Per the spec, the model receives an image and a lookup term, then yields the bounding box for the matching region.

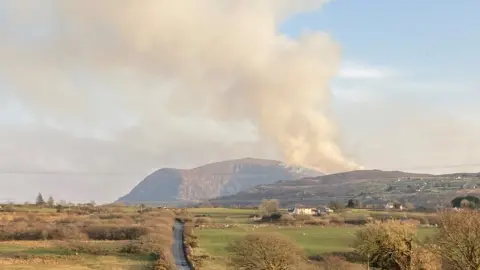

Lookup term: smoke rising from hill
[1,0,360,173]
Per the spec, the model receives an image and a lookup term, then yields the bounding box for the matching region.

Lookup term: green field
[190,207,440,258]
[189,207,260,224]
[0,241,152,269]
[197,226,438,257]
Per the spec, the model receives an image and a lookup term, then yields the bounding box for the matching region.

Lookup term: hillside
[210,170,480,208]
[117,158,322,204]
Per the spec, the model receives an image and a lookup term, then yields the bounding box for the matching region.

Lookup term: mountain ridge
[209,169,480,207]
[117,158,323,204]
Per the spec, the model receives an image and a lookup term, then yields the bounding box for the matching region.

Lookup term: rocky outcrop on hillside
[117,158,322,204]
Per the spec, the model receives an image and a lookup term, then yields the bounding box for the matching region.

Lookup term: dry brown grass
[0,205,177,269]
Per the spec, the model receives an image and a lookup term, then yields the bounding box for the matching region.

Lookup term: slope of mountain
[117,158,323,204]
[210,170,480,207]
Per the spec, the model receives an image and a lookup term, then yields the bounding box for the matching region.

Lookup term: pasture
[197,226,438,256]
[189,207,440,268]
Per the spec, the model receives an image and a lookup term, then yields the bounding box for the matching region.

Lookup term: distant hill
[283,170,434,186]
[117,158,323,204]
[209,169,480,208]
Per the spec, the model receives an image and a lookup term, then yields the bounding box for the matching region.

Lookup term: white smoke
[0,0,360,173]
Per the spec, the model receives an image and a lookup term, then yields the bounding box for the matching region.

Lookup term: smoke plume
[1,0,361,173]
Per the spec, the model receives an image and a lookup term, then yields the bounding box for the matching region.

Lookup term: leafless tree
[227,232,305,270]
[431,210,480,270]
[355,220,440,270]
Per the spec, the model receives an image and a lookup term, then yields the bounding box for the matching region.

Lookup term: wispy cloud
[337,62,395,80]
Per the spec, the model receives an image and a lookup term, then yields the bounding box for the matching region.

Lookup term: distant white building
[385,203,395,209]
[291,205,315,215]
[385,202,403,210]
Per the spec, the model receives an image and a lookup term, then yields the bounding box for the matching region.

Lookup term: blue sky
[282,0,479,111]
[283,0,479,77]
[289,0,478,122]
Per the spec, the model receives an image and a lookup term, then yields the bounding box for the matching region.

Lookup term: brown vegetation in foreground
[353,210,480,270]
[227,232,306,270]
[431,210,480,270]
[355,220,440,270]
[0,204,179,269]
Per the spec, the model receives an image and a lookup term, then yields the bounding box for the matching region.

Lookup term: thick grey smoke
[1,0,361,173]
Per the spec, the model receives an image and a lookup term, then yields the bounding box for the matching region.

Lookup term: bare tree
[355,220,439,270]
[47,196,55,207]
[323,256,351,270]
[431,210,480,270]
[259,199,279,215]
[460,199,472,208]
[226,232,305,270]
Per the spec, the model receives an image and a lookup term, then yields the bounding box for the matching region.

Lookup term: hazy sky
[0,1,479,203]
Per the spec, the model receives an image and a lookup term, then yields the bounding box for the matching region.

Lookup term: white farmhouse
[385,202,404,210]
[291,205,315,215]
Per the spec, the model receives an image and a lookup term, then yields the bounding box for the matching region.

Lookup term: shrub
[55,216,84,225]
[120,241,143,254]
[294,214,313,222]
[98,213,123,219]
[185,230,198,248]
[2,205,15,212]
[280,214,295,224]
[1,228,46,241]
[48,225,88,240]
[329,215,345,225]
[369,212,392,221]
[260,215,272,222]
[355,220,439,270]
[323,256,351,270]
[431,210,480,270]
[133,232,173,254]
[85,225,149,240]
[344,215,370,225]
[194,217,213,225]
[227,233,306,270]
[328,201,346,212]
[152,248,175,270]
[270,212,282,221]
[415,216,429,225]
[259,199,279,215]
[426,215,441,226]
[305,218,329,226]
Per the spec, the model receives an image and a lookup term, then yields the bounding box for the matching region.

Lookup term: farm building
[288,205,316,215]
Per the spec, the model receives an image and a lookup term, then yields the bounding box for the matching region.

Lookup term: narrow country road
[172,221,192,270]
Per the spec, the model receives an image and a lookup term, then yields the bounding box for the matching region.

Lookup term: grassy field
[197,226,438,257]
[0,241,153,269]
[188,207,258,224]
[189,207,440,269]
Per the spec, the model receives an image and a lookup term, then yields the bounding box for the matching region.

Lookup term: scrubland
[0,204,179,270]
[4,204,480,270]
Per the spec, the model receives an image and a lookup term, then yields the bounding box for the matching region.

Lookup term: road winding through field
[172,221,192,270]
